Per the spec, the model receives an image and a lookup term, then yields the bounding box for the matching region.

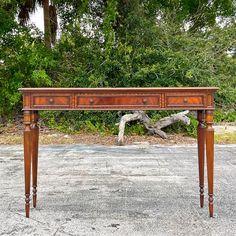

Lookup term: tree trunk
[43,0,51,48]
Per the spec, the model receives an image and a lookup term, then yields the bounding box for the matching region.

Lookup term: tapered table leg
[197,110,205,208]
[205,110,214,217]
[24,111,32,218]
[31,111,39,208]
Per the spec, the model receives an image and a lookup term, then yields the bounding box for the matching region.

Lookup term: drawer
[32,95,71,108]
[166,95,204,107]
[76,95,160,108]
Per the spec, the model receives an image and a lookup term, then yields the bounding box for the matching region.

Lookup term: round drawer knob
[49,98,54,104]
[183,98,188,103]
[89,99,94,104]
[143,98,148,104]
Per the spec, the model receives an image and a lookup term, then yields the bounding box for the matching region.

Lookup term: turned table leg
[205,110,214,217]
[31,111,39,208]
[24,111,32,218]
[197,110,205,208]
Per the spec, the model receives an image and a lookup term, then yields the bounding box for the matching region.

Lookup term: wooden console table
[19,87,218,218]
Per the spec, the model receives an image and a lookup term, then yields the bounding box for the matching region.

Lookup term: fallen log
[116,110,190,145]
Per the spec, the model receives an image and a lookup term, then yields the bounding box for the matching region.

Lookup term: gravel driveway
[0,144,235,236]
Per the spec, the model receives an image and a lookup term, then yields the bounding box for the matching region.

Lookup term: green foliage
[39,110,120,134]
[125,123,146,135]
[0,26,55,118]
[53,19,236,110]
[0,0,235,136]
[0,0,17,36]
[214,110,236,123]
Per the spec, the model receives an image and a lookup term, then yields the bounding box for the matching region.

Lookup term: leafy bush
[0,1,235,136]
[0,26,56,120]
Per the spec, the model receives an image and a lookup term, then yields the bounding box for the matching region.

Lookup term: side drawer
[76,94,161,108]
[166,94,205,107]
[31,94,71,108]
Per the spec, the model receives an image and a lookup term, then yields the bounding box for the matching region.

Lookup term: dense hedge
[0,1,235,134]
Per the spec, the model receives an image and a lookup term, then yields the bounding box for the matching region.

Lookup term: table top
[19,87,219,93]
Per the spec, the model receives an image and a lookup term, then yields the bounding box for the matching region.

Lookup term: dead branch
[116,110,190,145]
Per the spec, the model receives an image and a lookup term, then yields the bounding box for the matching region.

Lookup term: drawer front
[166,95,204,107]
[76,95,160,109]
[32,95,71,108]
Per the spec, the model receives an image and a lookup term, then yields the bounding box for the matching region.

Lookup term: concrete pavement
[0,144,235,236]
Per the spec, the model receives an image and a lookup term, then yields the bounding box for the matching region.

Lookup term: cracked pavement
[0,144,236,236]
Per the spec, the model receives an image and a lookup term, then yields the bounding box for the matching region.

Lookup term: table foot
[209,194,214,217]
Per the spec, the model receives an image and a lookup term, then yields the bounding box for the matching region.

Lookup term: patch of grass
[215,132,236,144]
[0,135,22,145]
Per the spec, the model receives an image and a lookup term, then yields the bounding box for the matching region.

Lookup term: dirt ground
[0,122,197,145]
[0,130,197,145]
[1,122,235,145]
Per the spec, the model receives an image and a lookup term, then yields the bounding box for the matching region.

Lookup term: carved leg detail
[197,110,205,208]
[205,110,214,217]
[24,111,32,218]
[209,194,214,206]
[31,111,39,208]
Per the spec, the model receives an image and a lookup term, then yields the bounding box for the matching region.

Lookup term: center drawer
[76,94,160,108]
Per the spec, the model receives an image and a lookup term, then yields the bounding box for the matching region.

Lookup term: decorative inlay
[207,94,213,106]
